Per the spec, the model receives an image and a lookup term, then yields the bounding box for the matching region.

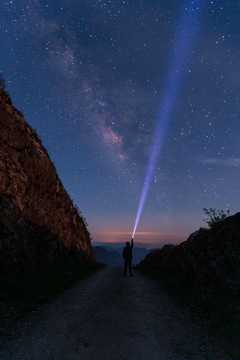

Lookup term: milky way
[1,0,240,244]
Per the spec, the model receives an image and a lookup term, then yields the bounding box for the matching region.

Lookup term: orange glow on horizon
[91,230,189,245]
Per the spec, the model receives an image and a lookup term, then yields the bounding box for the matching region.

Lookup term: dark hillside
[140,212,240,294]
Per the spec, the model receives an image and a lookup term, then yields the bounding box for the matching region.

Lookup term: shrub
[0,72,6,89]
[203,208,230,228]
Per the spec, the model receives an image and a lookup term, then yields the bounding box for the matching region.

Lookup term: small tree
[203,207,230,228]
[0,72,6,89]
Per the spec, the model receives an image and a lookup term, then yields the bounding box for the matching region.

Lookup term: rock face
[141,213,240,294]
[0,89,96,276]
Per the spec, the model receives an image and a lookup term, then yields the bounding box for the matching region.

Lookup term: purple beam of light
[132,0,204,239]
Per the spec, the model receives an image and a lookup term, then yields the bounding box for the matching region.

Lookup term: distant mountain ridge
[92,246,123,266]
[92,244,153,266]
[92,241,159,250]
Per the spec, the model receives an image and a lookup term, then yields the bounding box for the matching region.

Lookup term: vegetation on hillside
[0,72,12,105]
[203,207,230,228]
[0,72,6,89]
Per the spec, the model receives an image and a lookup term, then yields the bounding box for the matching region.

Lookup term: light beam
[132,0,204,239]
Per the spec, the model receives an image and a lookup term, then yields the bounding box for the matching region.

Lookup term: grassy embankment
[0,260,104,326]
[137,263,240,359]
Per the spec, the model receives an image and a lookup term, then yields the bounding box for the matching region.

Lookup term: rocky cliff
[0,89,96,276]
[140,213,240,294]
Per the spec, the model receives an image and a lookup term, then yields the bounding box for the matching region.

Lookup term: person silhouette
[123,238,134,276]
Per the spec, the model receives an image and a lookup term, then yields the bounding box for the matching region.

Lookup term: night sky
[1,0,240,245]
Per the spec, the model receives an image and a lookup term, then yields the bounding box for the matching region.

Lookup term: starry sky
[1,0,240,245]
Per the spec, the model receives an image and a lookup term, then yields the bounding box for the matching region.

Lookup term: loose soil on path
[0,266,233,359]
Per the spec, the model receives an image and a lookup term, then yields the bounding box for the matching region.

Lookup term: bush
[203,208,230,228]
[0,72,6,89]
[0,89,12,105]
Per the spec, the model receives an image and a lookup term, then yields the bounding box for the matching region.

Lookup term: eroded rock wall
[141,213,240,294]
[0,90,96,275]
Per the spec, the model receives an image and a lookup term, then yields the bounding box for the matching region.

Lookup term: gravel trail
[0,266,232,359]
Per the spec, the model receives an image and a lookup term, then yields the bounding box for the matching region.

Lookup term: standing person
[123,238,134,276]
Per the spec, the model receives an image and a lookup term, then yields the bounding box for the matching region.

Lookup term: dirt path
[0,267,232,360]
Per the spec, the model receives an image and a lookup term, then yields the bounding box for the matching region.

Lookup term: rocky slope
[140,212,240,294]
[0,89,96,276]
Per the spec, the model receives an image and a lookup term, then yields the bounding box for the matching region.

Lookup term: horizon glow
[132,0,204,239]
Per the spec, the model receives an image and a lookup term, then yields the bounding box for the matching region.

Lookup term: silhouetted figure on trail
[123,238,134,276]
